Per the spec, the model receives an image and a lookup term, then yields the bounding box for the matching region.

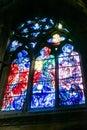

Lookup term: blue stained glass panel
[30,42,37,48]
[49,19,54,25]
[12,95,26,110]
[31,93,55,108]
[27,20,32,24]
[44,25,51,30]
[41,18,47,22]
[59,87,85,106]
[2,95,26,111]
[15,17,55,48]
[31,23,42,30]
[18,23,25,29]
[33,81,55,93]
[31,32,40,37]
[58,44,85,106]
[9,40,23,52]
[20,28,29,33]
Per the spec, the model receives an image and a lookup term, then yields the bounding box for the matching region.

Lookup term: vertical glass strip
[1,50,30,111]
[30,47,55,109]
[58,44,85,106]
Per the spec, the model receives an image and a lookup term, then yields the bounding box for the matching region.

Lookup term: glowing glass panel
[30,42,37,48]
[30,47,55,109]
[58,44,85,106]
[41,18,47,22]
[47,34,66,46]
[9,40,22,52]
[44,25,51,30]
[58,23,69,32]
[31,32,40,37]
[18,23,25,29]
[16,17,55,48]
[31,23,42,30]
[21,28,29,33]
[1,50,30,111]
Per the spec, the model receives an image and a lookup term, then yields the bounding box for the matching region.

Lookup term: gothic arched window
[1,17,85,112]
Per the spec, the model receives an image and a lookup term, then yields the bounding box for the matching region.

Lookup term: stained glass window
[1,17,85,112]
[31,47,55,109]
[58,44,85,106]
[1,50,30,111]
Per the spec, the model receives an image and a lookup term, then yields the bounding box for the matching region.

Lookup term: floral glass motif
[17,17,55,48]
[1,50,30,111]
[31,47,55,108]
[58,44,85,106]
